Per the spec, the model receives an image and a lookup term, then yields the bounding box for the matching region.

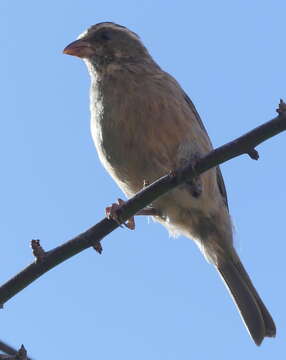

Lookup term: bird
[63,22,276,345]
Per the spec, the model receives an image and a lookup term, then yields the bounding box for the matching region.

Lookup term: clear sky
[2,1,286,359]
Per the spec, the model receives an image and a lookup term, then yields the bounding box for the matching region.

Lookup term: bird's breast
[90,90,170,196]
[89,72,212,198]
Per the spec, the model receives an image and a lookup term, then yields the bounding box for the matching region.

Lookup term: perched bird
[64,22,276,345]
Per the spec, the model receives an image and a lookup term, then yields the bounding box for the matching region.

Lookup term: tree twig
[0,101,285,307]
[0,341,19,357]
[0,343,30,360]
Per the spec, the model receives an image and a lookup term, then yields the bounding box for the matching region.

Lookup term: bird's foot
[173,153,202,198]
[136,208,162,216]
[106,199,162,230]
[186,176,202,198]
[106,198,135,230]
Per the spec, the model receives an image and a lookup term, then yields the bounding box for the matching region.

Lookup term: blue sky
[2,1,286,359]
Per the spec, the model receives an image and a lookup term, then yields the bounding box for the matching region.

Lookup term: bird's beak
[63,39,95,58]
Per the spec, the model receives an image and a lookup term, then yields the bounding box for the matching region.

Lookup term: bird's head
[63,22,151,70]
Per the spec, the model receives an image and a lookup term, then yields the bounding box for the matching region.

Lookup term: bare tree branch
[0,101,285,307]
[0,344,30,360]
[0,341,19,358]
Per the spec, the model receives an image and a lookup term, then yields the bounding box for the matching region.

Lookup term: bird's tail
[217,256,276,345]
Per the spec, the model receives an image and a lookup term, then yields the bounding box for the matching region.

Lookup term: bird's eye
[100,31,111,41]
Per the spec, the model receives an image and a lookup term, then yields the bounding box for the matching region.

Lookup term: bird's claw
[105,198,135,230]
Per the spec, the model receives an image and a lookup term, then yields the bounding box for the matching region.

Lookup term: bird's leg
[106,198,135,229]
[106,198,161,230]
[136,208,161,216]
[186,175,202,198]
[175,153,202,198]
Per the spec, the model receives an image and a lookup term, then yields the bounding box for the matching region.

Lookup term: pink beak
[63,39,95,58]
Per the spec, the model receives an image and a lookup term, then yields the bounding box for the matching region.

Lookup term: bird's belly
[91,109,219,208]
[90,111,232,264]
[91,112,221,216]
[91,115,176,198]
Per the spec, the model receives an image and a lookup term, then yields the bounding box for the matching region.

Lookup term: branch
[0,101,285,306]
[0,344,30,360]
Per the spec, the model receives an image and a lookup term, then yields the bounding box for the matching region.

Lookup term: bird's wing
[183,92,229,210]
[216,166,229,211]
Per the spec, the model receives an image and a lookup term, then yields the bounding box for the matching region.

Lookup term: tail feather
[218,259,276,345]
[234,260,276,338]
